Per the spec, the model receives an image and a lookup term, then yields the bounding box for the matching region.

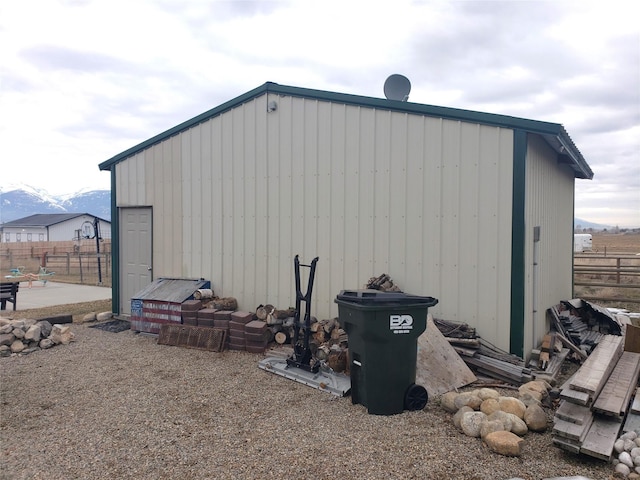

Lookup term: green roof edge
[98,81,593,179]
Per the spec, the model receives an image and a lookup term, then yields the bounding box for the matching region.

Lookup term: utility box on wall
[131,278,210,334]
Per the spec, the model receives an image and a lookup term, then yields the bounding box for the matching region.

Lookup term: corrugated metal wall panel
[479,127,514,350]
[114,93,517,350]
[524,134,575,352]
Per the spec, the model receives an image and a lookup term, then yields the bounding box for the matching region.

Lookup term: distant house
[0,214,111,243]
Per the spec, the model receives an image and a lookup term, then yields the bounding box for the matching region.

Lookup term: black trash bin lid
[336,289,438,307]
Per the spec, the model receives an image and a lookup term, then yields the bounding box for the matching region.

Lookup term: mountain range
[0,185,614,231]
[0,185,111,224]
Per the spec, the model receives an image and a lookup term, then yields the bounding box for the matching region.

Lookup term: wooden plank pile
[548,304,605,359]
[528,331,572,381]
[433,318,533,385]
[552,335,640,460]
[528,299,631,382]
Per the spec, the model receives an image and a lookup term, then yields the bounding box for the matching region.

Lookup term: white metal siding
[2,227,46,242]
[47,215,110,241]
[116,136,183,277]
[524,134,575,352]
[114,93,516,350]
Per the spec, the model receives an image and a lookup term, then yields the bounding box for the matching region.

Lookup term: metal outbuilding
[99,82,593,357]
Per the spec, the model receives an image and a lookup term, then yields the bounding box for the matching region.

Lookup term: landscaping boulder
[506,413,528,436]
[440,391,459,413]
[524,404,548,432]
[497,396,526,419]
[454,391,482,411]
[484,431,525,457]
[453,406,474,430]
[10,340,25,353]
[480,398,500,416]
[476,388,500,401]
[460,411,486,438]
[480,419,507,439]
[24,325,41,342]
[50,325,75,345]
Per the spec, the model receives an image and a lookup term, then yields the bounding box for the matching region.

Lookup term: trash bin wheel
[404,383,428,411]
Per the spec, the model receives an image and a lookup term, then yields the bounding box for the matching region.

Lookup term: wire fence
[0,240,112,287]
[574,253,640,306]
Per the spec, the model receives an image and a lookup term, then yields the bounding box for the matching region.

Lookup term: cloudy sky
[1,0,638,227]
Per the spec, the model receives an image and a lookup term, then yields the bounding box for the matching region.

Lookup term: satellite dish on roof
[384,74,411,101]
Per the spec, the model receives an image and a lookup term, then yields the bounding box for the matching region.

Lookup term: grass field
[589,231,640,255]
[574,232,640,311]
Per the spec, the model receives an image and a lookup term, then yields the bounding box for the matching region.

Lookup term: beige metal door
[119,207,152,314]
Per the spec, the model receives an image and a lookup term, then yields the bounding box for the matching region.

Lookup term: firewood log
[313,329,327,343]
[264,329,275,344]
[256,305,267,320]
[268,325,282,336]
[266,315,283,326]
[366,274,390,290]
[315,344,330,361]
[277,308,296,319]
[212,297,238,310]
[328,350,347,373]
[274,331,290,345]
[323,318,337,334]
[282,317,295,328]
[331,327,345,341]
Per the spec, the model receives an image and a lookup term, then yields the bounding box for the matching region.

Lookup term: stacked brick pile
[228,311,253,351]
[245,320,269,353]
[213,310,232,348]
[196,308,216,327]
[181,300,201,326]
[178,298,270,354]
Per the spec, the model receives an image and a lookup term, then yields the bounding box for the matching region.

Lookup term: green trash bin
[335,289,438,415]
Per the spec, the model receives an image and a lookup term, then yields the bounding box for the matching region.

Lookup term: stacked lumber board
[529,331,572,382]
[463,353,533,385]
[548,305,605,359]
[433,318,533,385]
[592,352,640,417]
[623,388,640,434]
[552,335,640,461]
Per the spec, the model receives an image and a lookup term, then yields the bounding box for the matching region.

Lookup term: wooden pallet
[158,324,227,352]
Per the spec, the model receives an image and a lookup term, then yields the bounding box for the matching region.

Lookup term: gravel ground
[0,307,615,480]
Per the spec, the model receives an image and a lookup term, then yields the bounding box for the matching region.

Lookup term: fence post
[617,257,621,285]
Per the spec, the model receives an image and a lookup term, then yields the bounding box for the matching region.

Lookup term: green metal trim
[98,82,591,178]
[510,130,527,358]
[556,130,593,179]
[109,169,119,315]
[571,187,576,299]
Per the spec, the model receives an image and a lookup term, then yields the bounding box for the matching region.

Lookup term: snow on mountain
[0,185,111,224]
